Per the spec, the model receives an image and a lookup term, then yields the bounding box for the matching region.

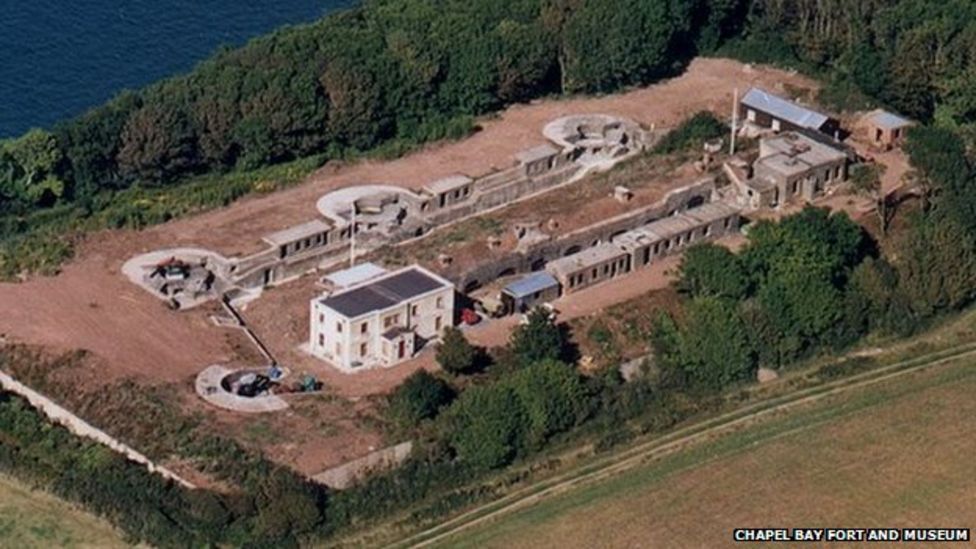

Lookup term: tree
[444,384,525,470]
[893,216,976,319]
[436,327,477,375]
[509,359,589,448]
[388,370,455,426]
[677,243,748,299]
[674,296,755,389]
[561,0,688,92]
[510,307,566,366]
[904,125,969,214]
[0,129,66,207]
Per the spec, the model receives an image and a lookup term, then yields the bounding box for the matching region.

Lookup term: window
[411,304,419,316]
[336,322,343,333]
[318,314,324,323]
[591,268,598,279]
[436,296,444,309]
[384,315,400,328]
[318,334,324,346]
[360,322,368,334]
[435,316,442,331]
[360,343,368,357]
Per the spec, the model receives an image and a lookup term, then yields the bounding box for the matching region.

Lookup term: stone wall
[449,178,716,290]
[0,369,196,489]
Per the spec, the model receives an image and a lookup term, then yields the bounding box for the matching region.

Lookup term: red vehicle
[460,308,481,325]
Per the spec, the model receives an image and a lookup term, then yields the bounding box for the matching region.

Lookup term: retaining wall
[0,369,196,489]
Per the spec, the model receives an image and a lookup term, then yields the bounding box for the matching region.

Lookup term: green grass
[437,357,976,548]
[0,475,130,549]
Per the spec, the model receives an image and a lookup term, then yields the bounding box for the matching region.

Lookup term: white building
[309,265,455,372]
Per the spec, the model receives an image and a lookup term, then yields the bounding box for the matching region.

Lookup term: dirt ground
[440,360,976,549]
[0,58,814,477]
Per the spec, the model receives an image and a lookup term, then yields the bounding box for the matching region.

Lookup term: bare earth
[441,362,976,549]
[0,58,815,475]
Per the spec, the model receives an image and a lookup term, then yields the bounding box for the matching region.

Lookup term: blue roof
[503,271,559,299]
[868,110,912,130]
[742,87,830,130]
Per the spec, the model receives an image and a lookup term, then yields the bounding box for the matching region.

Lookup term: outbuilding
[860,109,913,151]
[501,271,561,314]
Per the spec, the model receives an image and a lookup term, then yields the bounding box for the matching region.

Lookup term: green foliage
[388,370,455,426]
[509,360,590,448]
[0,129,66,209]
[656,297,755,390]
[652,111,727,154]
[677,243,748,299]
[510,307,567,366]
[893,216,976,321]
[436,327,478,375]
[444,384,526,470]
[561,0,691,93]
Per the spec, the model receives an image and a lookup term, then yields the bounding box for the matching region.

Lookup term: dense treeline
[731,0,976,132]
[0,0,745,276]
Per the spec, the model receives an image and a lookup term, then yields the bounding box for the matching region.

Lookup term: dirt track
[0,58,814,474]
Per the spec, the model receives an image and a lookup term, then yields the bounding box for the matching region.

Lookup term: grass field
[436,357,976,548]
[0,475,129,549]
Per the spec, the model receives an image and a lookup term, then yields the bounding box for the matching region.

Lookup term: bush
[653,111,727,154]
[387,370,455,426]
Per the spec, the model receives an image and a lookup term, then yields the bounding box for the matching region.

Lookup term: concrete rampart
[311,441,413,489]
[450,178,716,289]
[0,370,196,489]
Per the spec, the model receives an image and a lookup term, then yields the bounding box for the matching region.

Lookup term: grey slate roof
[742,87,830,130]
[502,271,560,299]
[321,267,449,318]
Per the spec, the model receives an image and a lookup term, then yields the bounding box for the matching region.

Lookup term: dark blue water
[0,0,355,138]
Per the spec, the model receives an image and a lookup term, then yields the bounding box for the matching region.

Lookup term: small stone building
[546,242,631,295]
[424,175,474,209]
[859,109,913,151]
[749,132,848,208]
[501,271,561,313]
[741,87,838,136]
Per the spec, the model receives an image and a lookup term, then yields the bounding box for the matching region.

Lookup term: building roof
[262,219,331,247]
[515,143,560,165]
[320,266,451,318]
[865,109,913,131]
[613,228,655,252]
[424,174,473,195]
[502,271,560,299]
[742,87,830,130]
[323,263,387,289]
[644,215,699,241]
[680,202,739,224]
[546,242,627,278]
[756,132,847,179]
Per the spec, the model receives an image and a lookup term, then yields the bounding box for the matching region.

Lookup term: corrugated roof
[742,87,830,130]
[262,219,331,246]
[867,109,912,130]
[502,271,560,299]
[321,266,450,318]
